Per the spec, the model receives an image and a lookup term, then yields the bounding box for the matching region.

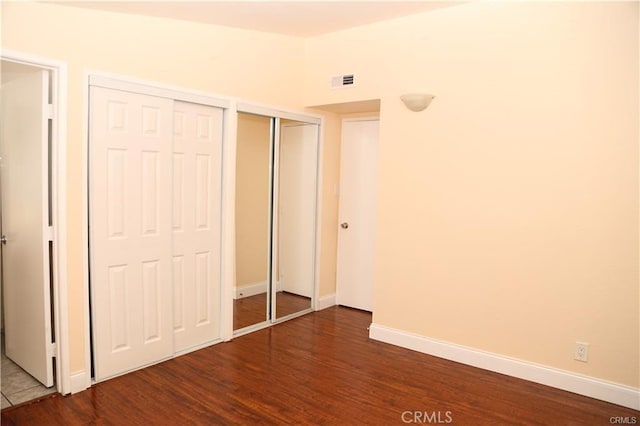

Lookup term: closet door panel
[90,87,174,381]
[172,101,223,353]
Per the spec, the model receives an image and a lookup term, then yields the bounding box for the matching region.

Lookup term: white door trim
[270,117,281,321]
[88,74,230,109]
[236,102,322,125]
[0,50,69,395]
[220,102,237,342]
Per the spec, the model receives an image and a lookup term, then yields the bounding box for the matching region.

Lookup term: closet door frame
[84,73,230,385]
[234,103,322,336]
[82,72,324,388]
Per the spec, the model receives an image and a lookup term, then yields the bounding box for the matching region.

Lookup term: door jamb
[0,50,70,394]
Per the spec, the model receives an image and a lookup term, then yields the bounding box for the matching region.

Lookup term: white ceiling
[54,1,463,37]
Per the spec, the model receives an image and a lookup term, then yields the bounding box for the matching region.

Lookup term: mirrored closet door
[234,112,271,330]
[233,111,320,333]
[273,120,318,319]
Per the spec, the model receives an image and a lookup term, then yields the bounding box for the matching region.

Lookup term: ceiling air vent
[331,74,355,89]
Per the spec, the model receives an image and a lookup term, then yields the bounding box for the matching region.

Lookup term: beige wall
[1,2,307,373]
[235,113,271,288]
[314,111,341,298]
[304,2,639,387]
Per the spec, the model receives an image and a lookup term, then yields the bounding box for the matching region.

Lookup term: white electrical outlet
[574,342,589,362]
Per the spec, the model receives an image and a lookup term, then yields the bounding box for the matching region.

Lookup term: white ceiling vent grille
[331,74,355,89]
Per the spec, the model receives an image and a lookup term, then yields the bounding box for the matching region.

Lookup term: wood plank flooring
[2,307,638,425]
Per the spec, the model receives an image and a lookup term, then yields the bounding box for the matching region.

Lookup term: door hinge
[49,342,57,358]
[47,226,54,242]
[48,103,55,119]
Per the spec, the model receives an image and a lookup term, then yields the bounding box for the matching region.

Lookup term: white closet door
[172,101,222,353]
[90,87,174,381]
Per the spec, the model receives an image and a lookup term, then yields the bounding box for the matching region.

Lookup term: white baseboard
[235,281,267,299]
[369,323,640,410]
[70,371,90,394]
[316,293,336,310]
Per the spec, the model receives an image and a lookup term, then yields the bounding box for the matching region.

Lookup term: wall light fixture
[400,93,435,112]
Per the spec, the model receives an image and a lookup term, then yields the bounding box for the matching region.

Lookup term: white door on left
[0,70,54,387]
[90,87,174,381]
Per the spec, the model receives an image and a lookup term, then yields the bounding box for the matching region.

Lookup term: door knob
[340,223,349,229]
[1,235,6,244]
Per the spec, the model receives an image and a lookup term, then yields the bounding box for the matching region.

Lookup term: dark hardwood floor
[2,307,638,425]
[234,291,311,330]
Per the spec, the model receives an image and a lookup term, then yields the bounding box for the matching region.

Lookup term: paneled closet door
[172,101,223,353]
[90,87,174,381]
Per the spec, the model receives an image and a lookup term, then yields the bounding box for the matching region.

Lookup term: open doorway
[0,60,57,408]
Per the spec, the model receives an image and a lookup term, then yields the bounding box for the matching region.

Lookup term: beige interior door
[0,70,54,386]
[90,86,174,380]
[172,101,223,353]
[336,119,379,311]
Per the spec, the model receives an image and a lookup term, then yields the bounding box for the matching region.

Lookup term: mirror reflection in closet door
[233,112,272,331]
[274,119,319,319]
